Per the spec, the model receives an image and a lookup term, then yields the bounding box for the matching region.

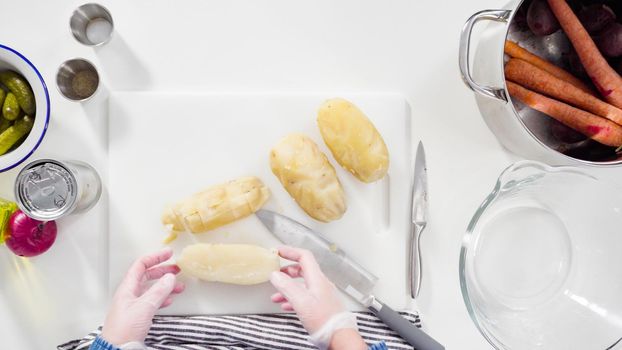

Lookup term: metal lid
[14,159,77,221]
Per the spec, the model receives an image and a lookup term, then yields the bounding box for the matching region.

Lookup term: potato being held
[270,133,346,222]
[318,98,389,183]
[177,243,280,285]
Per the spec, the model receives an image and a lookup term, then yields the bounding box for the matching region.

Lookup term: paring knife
[256,209,444,350]
[410,141,429,299]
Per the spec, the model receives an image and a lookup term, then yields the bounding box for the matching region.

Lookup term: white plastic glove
[101,247,185,346]
[270,246,359,349]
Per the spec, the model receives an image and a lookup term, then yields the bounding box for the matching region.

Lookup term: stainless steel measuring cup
[56,58,100,101]
[70,3,114,46]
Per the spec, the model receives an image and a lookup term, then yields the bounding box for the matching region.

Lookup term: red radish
[597,23,622,58]
[5,210,57,257]
[527,0,560,36]
[578,4,616,34]
[547,0,622,108]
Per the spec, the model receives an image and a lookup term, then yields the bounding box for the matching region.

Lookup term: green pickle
[0,115,33,155]
[0,89,6,108]
[0,117,12,134]
[0,71,35,116]
[3,92,20,120]
[0,198,17,244]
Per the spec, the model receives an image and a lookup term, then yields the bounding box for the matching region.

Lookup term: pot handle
[459,9,512,102]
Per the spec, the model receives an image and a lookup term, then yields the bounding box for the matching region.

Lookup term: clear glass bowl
[460,161,622,349]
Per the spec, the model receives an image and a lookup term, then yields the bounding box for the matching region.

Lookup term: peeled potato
[162,177,270,239]
[317,98,389,183]
[177,243,280,285]
[270,133,346,222]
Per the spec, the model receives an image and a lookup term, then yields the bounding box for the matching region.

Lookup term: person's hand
[269,246,345,334]
[270,246,366,350]
[269,246,365,349]
[101,247,185,346]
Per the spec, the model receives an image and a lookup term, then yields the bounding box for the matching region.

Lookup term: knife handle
[368,298,444,350]
[409,223,425,299]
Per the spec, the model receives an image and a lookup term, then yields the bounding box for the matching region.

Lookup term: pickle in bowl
[0,44,49,173]
[0,69,36,156]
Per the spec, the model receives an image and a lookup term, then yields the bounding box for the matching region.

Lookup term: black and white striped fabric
[58,311,420,350]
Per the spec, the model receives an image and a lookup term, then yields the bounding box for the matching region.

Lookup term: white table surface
[1,0,619,349]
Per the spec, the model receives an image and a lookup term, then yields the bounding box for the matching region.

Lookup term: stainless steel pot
[459,1,622,166]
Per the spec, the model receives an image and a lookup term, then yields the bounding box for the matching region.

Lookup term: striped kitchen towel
[58,311,420,350]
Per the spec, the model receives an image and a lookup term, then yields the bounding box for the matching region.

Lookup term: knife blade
[255,209,378,304]
[256,209,444,350]
[410,141,429,299]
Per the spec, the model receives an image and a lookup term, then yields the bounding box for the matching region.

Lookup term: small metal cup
[70,3,114,46]
[56,58,100,101]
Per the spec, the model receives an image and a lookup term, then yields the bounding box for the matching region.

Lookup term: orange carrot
[507,81,622,147]
[504,40,593,95]
[505,58,622,125]
[548,0,622,108]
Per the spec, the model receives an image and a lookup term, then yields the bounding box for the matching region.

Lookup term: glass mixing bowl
[460,161,622,349]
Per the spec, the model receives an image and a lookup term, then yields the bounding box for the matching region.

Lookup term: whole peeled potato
[177,243,280,285]
[270,133,346,222]
[317,98,389,183]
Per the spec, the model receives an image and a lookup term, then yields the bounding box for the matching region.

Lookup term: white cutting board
[108,92,412,315]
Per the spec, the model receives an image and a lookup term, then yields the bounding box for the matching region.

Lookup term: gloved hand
[101,247,185,346]
[270,246,361,349]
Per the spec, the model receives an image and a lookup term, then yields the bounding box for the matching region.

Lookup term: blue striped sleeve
[369,341,388,350]
[88,336,120,350]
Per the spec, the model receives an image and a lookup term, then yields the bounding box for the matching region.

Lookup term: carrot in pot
[504,40,593,94]
[547,0,622,108]
[505,58,622,125]
[507,81,622,147]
